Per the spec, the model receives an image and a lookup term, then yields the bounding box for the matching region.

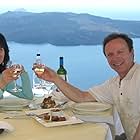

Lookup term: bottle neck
[36,53,41,64]
[36,53,40,59]
[59,57,64,67]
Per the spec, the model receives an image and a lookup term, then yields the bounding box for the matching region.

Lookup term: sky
[0,0,140,20]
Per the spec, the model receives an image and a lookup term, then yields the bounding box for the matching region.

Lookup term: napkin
[0,121,14,133]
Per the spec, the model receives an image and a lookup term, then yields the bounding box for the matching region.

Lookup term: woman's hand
[11,64,25,77]
[0,67,17,89]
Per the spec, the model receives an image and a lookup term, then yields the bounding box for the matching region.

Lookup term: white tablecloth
[0,113,110,140]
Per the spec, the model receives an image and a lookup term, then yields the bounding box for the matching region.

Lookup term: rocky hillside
[0,11,140,46]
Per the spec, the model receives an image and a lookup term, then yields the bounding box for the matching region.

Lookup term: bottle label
[59,75,66,81]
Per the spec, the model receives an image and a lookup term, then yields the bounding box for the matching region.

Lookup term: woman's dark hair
[0,33,10,73]
[103,33,133,56]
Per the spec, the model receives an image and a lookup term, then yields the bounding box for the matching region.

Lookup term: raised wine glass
[10,64,23,93]
[34,64,45,76]
[33,64,55,95]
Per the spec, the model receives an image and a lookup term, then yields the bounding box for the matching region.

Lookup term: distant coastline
[8,37,140,47]
[1,11,140,46]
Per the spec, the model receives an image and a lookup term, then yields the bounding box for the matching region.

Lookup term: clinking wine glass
[11,64,23,92]
[34,64,45,75]
[33,63,45,91]
[33,64,55,95]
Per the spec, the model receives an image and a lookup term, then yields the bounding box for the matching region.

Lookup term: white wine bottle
[57,56,67,81]
[33,53,41,88]
[34,53,41,65]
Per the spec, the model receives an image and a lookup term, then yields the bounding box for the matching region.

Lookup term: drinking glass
[33,63,45,88]
[33,64,55,95]
[10,64,23,92]
[34,64,45,76]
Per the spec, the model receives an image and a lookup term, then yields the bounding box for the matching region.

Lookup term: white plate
[0,98,30,110]
[26,109,83,127]
[74,114,114,125]
[71,102,113,125]
[71,102,112,112]
[34,116,83,127]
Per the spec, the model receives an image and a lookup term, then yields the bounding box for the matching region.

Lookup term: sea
[8,38,140,90]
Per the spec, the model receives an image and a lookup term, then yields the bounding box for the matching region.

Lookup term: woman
[0,33,33,100]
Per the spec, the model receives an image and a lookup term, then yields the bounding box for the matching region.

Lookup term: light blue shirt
[0,71,33,100]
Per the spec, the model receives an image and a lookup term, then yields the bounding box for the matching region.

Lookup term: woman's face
[105,38,134,79]
[0,47,5,64]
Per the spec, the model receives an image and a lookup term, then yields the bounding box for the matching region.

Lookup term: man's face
[104,38,134,78]
[0,47,5,64]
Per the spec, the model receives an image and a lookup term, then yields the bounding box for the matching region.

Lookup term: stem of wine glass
[46,82,55,95]
[14,80,17,89]
[13,80,22,92]
[11,80,22,92]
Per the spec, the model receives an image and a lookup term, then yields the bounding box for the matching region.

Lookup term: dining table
[0,100,112,140]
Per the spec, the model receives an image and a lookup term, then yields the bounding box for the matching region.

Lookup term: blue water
[8,38,140,90]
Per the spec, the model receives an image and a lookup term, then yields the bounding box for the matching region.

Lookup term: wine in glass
[34,64,45,75]
[33,64,45,88]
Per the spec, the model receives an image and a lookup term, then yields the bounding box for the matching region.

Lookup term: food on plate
[38,109,66,122]
[51,116,66,121]
[38,113,50,120]
[41,96,56,109]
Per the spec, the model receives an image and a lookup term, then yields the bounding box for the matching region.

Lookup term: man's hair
[103,33,133,56]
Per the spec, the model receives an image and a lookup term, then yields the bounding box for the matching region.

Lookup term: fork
[4,112,38,119]
[55,101,68,108]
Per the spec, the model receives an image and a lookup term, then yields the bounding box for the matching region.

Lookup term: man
[33,33,140,140]
[133,122,140,140]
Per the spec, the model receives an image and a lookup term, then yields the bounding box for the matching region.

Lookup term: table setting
[0,90,124,140]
